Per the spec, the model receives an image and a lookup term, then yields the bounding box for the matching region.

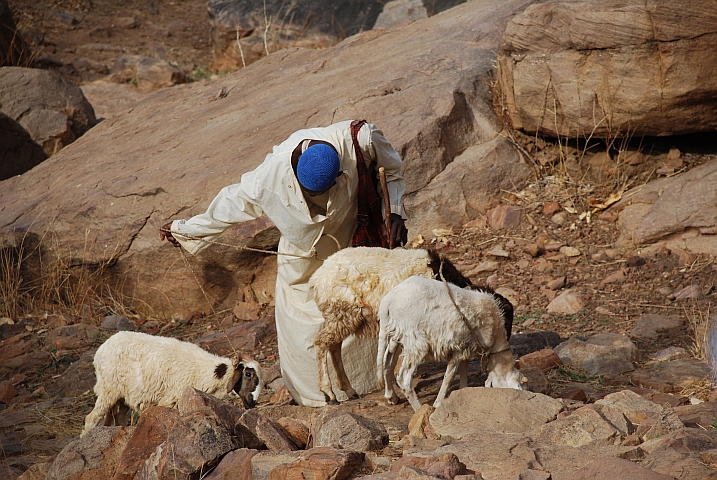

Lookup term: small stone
[546,276,566,290]
[559,388,587,402]
[673,285,702,300]
[486,249,510,258]
[114,16,138,28]
[547,289,583,314]
[625,256,646,267]
[599,269,627,288]
[101,314,135,331]
[650,347,687,362]
[542,201,561,216]
[523,243,545,258]
[544,242,564,252]
[486,205,524,230]
[551,212,567,226]
[559,246,580,257]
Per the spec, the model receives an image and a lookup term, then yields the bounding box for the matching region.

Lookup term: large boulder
[0,112,48,180]
[0,67,97,156]
[373,0,467,29]
[208,0,385,70]
[497,0,717,138]
[0,0,535,315]
[613,158,717,256]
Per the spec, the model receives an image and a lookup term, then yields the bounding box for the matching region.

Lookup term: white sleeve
[171,181,264,255]
[362,123,407,219]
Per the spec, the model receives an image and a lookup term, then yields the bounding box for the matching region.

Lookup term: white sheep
[81,331,266,436]
[377,276,524,411]
[309,246,473,404]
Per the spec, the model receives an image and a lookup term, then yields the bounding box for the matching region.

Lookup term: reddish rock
[113,406,181,480]
[518,349,563,372]
[193,316,276,355]
[232,301,261,321]
[203,448,257,480]
[255,415,298,451]
[0,332,39,362]
[391,452,469,477]
[487,205,524,230]
[572,456,675,479]
[542,202,561,216]
[408,405,435,439]
[44,324,100,352]
[0,379,17,403]
[559,388,587,403]
[276,417,310,449]
[270,447,364,480]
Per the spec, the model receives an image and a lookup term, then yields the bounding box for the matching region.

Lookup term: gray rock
[0,67,96,156]
[554,335,636,376]
[109,55,186,92]
[311,406,388,451]
[509,331,563,358]
[530,406,623,448]
[595,390,663,426]
[640,428,717,479]
[207,0,385,69]
[101,314,135,331]
[429,388,563,439]
[47,348,97,397]
[630,314,684,341]
[46,426,133,480]
[374,0,428,29]
[629,359,712,393]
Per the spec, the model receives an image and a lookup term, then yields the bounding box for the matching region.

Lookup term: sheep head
[485,368,526,390]
[229,355,267,408]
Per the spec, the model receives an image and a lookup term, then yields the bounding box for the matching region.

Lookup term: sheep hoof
[346,393,359,401]
[328,399,340,405]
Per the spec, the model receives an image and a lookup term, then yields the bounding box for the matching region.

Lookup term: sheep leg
[82,392,120,436]
[382,339,401,406]
[459,359,468,389]
[106,399,130,427]
[328,342,358,400]
[316,342,337,404]
[396,358,422,412]
[433,357,460,409]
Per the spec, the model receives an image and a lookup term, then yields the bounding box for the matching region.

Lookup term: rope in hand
[438,260,510,373]
[159,227,318,259]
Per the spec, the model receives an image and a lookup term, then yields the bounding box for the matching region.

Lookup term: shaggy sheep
[309,246,473,404]
[81,331,266,436]
[377,276,524,411]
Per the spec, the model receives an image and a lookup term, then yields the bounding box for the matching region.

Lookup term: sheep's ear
[214,363,229,380]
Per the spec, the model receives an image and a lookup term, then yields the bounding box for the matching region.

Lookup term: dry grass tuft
[33,393,94,438]
[678,378,713,403]
[0,228,136,323]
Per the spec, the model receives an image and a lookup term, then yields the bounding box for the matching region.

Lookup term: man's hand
[389,213,408,248]
[160,222,181,248]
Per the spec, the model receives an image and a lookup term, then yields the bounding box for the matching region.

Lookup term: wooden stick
[378,167,393,249]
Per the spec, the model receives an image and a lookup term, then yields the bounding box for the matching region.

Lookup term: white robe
[170,120,406,406]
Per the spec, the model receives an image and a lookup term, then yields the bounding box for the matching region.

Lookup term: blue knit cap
[297,144,340,192]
